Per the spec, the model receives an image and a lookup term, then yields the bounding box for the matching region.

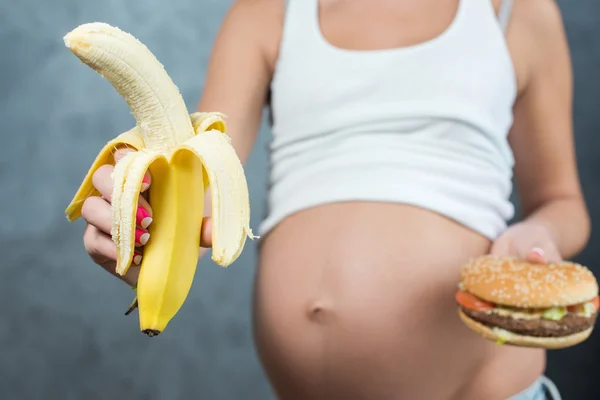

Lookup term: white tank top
[258,0,517,240]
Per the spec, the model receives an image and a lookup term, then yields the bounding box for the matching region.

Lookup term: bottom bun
[458,308,594,349]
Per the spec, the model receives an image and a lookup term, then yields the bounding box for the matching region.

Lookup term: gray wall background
[0,0,598,399]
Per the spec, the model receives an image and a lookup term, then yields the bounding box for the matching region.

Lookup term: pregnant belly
[253,202,545,400]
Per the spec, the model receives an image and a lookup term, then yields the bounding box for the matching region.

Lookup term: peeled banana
[63,22,257,336]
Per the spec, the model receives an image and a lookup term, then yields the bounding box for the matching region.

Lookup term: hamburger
[455,255,599,349]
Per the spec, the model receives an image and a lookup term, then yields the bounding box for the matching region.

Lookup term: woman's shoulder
[510,0,566,34]
[501,0,569,94]
[222,0,286,34]
[218,0,285,73]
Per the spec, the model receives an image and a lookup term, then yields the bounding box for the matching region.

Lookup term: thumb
[113,145,152,193]
[524,246,563,264]
[524,247,547,264]
[200,216,213,248]
[113,145,137,163]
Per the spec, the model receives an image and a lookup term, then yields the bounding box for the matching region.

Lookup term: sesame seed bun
[458,308,594,349]
[460,255,598,308]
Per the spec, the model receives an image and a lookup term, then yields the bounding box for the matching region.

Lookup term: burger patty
[462,308,598,337]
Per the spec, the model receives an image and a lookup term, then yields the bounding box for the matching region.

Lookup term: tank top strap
[283,0,318,24]
[459,0,513,36]
[497,0,514,32]
[277,0,323,56]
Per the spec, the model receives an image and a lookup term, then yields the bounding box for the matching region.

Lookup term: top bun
[460,255,598,308]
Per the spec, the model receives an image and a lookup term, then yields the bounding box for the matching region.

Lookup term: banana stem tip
[124,297,138,315]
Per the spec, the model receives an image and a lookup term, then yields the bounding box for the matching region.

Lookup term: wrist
[517,197,591,259]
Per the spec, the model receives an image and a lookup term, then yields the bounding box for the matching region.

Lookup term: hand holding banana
[63,22,257,336]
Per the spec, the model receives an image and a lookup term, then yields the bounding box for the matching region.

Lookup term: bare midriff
[253,202,546,400]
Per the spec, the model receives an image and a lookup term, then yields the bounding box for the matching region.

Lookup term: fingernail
[136,205,153,228]
[531,247,545,257]
[141,175,150,192]
[135,228,150,245]
[133,251,143,265]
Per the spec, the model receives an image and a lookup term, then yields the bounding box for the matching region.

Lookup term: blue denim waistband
[508,375,562,400]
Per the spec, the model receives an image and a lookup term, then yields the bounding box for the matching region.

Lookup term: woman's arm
[196,0,283,162]
[194,0,284,249]
[507,0,590,259]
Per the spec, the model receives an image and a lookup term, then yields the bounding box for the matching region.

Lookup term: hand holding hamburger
[455,254,599,349]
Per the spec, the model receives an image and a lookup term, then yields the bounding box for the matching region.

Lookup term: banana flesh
[63,22,257,335]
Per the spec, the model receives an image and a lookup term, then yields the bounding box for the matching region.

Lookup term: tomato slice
[566,296,600,312]
[455,290,495,311]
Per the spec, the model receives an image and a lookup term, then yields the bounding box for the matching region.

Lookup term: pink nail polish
[141,175,150,192]
[135,228,150,245]
[133,252,143,265]
[531,247,544,257]
[136,206,153,229]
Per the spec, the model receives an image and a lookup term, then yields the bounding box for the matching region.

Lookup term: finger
[113,144,136,164]
[524,247,547,264]
[489,236,512,256]
[118,250,143,287]
[81,196,112,234]
[83,224,117,261]
[81,198,151,248]
[113,146,152,192]
[133,249,144,266]
[113,146,136,163]
[102,250,141,288]
[548,250,563,264]
[81,193,153,239]
[92,165,117,201]
[134,196,152,218]
[200,216,213,248]
[91,165,153,213]
[536,246,562,264]
[83,224,143,287]
[136,203,153,227]
[119,264,141,288]
[135,226,150,247]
